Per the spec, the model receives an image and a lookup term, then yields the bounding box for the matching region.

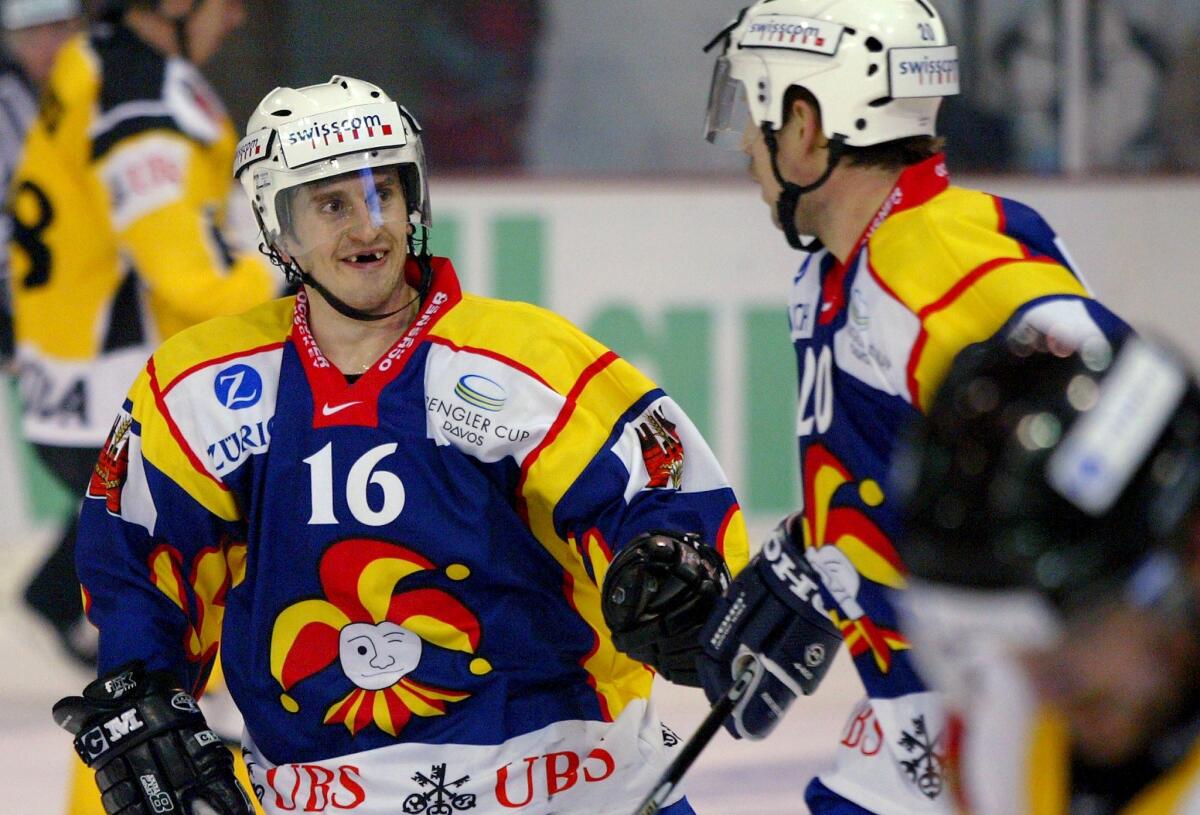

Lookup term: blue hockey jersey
[788,155,1129,813]
[76,256,749,815]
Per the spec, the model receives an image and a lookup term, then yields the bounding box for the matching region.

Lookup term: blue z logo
[214,364,263,410]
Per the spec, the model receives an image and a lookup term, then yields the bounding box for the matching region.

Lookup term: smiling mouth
[341,248,390,268]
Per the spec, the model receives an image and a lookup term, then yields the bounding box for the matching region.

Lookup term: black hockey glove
[52,662,255,815]
[601,531,731,686]
[698,515,843,740]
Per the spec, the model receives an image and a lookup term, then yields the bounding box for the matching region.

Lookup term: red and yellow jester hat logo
[270,538,491,737]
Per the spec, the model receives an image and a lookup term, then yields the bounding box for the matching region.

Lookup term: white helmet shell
[234,75,429,252]
[705,0,960,148]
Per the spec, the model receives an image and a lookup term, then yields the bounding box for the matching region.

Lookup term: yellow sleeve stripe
[141,357,240,521]
[906,257,1088,411]
[515,351,658,720]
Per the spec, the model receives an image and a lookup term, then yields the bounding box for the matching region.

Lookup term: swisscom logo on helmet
[214,364,263,410]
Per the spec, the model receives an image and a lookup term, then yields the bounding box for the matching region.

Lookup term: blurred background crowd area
[35,0,1200,177]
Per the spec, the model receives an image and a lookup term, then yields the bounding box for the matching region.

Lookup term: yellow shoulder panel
[867,188,1088,411]
[868,187,1026,315]
[150,296,294,391]
[432,293,615,397]
[129,298,292,521]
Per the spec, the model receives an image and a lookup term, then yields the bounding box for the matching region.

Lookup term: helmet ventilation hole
[371,91,381,98]
[865,37,884,53]
[868,97,892,108]
[868,64,879,77]
[271,109,292,117]
[856,118,867,131]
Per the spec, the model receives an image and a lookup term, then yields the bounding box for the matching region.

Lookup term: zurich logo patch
[454,374,506,412]
[214,364,263,410]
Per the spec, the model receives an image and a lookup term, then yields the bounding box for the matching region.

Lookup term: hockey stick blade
[632,661,759,815]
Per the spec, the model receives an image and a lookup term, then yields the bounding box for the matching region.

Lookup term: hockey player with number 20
[51,75,748,815]
[697,1,1129,813]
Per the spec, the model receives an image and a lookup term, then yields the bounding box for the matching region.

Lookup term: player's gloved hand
[601,531,731,686]
[698,515,843,739]
[52,661,255,815]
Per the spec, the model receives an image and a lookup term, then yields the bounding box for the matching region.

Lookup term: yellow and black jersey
[7,24,273,447]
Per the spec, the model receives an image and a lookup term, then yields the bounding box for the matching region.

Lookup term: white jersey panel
[820,692,953,815]
[833,256,921,401]
[159,347,283,479]
[613,394,732,503]
[242,698,687,815]
[422,342,563,465]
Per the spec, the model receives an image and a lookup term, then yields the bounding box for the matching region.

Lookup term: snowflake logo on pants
[403,763,476,814]
[898,715,943,799]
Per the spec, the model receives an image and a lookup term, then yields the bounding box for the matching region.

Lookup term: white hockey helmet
[234,76,429,257]
[705,0,960,149]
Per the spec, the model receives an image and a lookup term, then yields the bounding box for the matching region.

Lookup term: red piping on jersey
[160,341,286,397]
[515,350,619,501]
[820,154,951,326]
[426,335,553,390]
[147,357,228,490]
[561,570,615,722]
[990,195,1036,260]
[716,502,741,558]
[905,254,1059,407]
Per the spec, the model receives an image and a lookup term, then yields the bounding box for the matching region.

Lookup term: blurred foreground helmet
[894,330,1200,611]
[892,329,1200,704]
[703,0,960,149]
[1,0,80,30]
[233,75,429,261]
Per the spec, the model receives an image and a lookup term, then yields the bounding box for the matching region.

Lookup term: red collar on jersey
[818,153,951,325]
[291,256,463,428]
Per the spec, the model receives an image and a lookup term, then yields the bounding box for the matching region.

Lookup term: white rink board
[1,175,1198,813]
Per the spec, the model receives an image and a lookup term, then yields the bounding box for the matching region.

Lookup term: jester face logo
[338,622,422,690]
[271,539,490,737]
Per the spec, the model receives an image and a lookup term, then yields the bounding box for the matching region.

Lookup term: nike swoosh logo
[322,401,362,416]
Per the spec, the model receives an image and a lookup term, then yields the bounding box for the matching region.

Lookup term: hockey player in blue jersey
[695,1,1129,813]
[50,76,749,815]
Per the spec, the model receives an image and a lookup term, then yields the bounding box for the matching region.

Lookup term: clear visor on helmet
[273,163,415,260]
[704,57,754,150]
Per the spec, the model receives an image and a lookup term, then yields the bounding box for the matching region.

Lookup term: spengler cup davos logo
[454,374,507,412]
[214,364,263,410]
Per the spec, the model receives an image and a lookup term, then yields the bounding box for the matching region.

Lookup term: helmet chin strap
[760,123,846,253]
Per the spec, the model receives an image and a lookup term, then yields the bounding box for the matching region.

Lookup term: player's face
[181,0,246,66]
[1023,602,1200,766]
[741,117,783,230]
[284,167,413,315]
[741,112,825,237]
